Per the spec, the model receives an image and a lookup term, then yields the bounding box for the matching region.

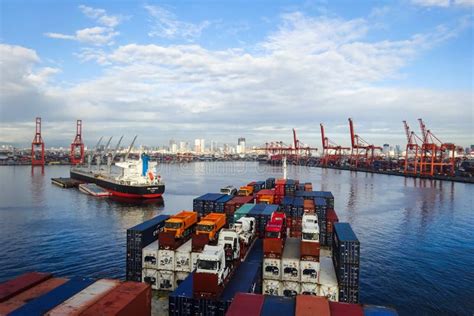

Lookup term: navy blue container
[265,177,275,189]
[254,181,266,192]
[193,298,219,316]
[169,273,194,316]
[292,197,304,218]
[9,277,96,316]
[338,285,360,303]
[215,195,233,213]
[363,305,399,316]
[248,204,266,235]
[284,179,296,196]
[246,238,263,263]
[193,193,227,216]
[334,261,360,288]
[313,191,334,208]
[333,223,360,265]
[261,296,295,316]
[126,214,169,281]
[281,196,294,217]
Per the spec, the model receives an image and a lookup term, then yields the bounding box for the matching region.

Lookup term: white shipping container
[318,256,339,302]
[142,240,159,269]
[262,279,282,296]
[191,252,200,271]
[300,282,318,296]
[282,281,300,298]
[300,260,320,283]
[174,240,192,272]
[142,268,159,290]
[47,279,120,315]
[158,249,175,271]
[263,257,281,280]
[157,270,175,291]
[175,271,190,288]
[281,238,301,282]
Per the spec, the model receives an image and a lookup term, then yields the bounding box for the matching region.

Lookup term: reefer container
[46,279,120,315]
[262,279,282,296]
[261,295,295,316]
[263,257,281,280]
[157,270,175,291]
[362,304,399,316]
[281,238,301,282]
[158,249,175,271]
[0,278,68,315]
[175,272,190,288]
[9,277,96,316]
[300,282,318,296]
[333,222,360,265]
[226,293,264,316]
[126,214,169,282]
[300,259,320,283]
[329,301,364,316]
[318,257,339,302]
[142,240,159,269]
[282,281,300,297]
[169,273,194,316]
[81,282,151,316]
[295,295,330,316]
[0,272,52,303]
[142,268,159,290]
[175,240,192,272]
[234,203,255,222]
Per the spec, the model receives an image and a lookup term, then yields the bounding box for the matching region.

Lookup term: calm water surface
[0,162,472,316]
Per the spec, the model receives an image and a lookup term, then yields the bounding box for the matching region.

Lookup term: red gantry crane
[31,117,45,166]
[348,118,382,169]
[259,129,317,163]
[403,120,423,175]
[70,120,85,165]
[320,123,350,167]
[417,118,456,176]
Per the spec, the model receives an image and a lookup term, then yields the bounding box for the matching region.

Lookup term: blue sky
[0,0,473,147]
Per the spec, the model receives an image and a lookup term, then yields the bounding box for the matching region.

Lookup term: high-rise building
[382,144,390,155]
[200,139,205,153]
[237,137,246,154]
[179,141,187,152]
[194,139,201,153]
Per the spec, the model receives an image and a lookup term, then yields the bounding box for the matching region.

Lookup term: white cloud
[79,5,122,27]
[412,0,474,7]
[144,5,210,40]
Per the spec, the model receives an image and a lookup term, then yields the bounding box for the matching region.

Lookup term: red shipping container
[329,301,364,316]
[80,282,151,316]
[295,295,330,316]
[227,293,264,316]
[326,209,339,233]
[0,272,52,303]
[300,241,320,261]
[303,200,315,213]
[263,238,284,259]
[0,278,68,315]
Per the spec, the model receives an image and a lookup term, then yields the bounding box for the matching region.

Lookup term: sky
[0,0,473,148]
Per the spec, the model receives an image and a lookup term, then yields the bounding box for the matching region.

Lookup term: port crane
[320,123,350,167]
[31,117,45,166]
[348,118,382,169]
[258,129,317,163]
[403,121,423,175]
[70,120,84,165]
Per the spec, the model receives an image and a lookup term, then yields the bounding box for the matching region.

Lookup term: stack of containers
[318,256,339,301]
[174,240,193,288]
[246,204,266,235]
[326,208,339,248]
[274,179,286,204]
[261,204,279,238]
[126,215,169,282]
[281,238,301,297]
[214,194,234,214]
[262,238,283,296]
[304,182,312,191]
[332,223,360,303]
[290,197,304,238]
[141,240,159,290]
[234,203,255,223]
[284,179,297,196]
[265,177,275,189]
[252,180,266,192]
[314,198,328,245]
[299,239,320,297]
[224,196,254,226]
[192,193,226,217]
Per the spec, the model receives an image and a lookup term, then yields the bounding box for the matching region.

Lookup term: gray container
[281,238,301,282]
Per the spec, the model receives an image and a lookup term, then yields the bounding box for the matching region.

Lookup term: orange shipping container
[295,295,330,316]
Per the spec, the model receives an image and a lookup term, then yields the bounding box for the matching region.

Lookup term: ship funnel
[141,153,149,176]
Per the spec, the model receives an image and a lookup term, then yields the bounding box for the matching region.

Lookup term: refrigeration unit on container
[300,260,320,283]
[142,240,159,270]
[191,252,200,271]
[174,240,192,272]
[262,279,282,296]
[281,238,301,282]
[260,295,296,316]
[318,256,339,302]
[282,281,300,297]
[157,249,175,271]
[300,282,318,296]
[142,268,159,290]
[174,272,190,289]
[263,257,281,280]
[157,270,175,291]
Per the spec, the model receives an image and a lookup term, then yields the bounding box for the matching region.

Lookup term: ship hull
[70,170,165,199]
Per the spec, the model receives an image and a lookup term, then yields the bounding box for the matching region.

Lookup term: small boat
[79,183,111,197]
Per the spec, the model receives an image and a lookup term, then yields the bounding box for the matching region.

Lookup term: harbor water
[0,162,472,315]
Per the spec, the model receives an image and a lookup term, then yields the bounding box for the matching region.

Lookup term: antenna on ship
[283,155,288,180]
[125,135,138,161]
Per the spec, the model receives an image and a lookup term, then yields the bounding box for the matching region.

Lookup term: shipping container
[0,278,68,315]
[142,268,159,290]
[175,272,190,289]
[326,209,339,248]
[158,249,175,271]
[261,295,295,316]
[262,279,282,296]
[282,281,300,297]
[318,256,339,302]
[226,293,264,316]
[300,282,318,296]
[300,241,320,261]
[9,277,96,316]
[0,272,52,303]
[300,260,320,283]
[157,270,175,291]
[338,285,360,303]
[192,297,219,316]
[127,215,169,282]
[142,240,159,270]
[169,273,194,316]
[329,301,364,316]
[81,282,151,316]
[295,295,330,316]
[245,238,263,264]
[265,177,275,189]
[193,193,227,216]
[282,238,301,282]
[191,252,200,271]
[263,257,281,280]
[333,223,360,265]
[334,263,360,288]
[175,240,193,272]
[224,196,254,226]
[46,279,120,315]
[215,194,234,213]
[234,203,255,222]
[362,304,399,316]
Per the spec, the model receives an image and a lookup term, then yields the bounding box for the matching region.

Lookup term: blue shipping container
[363,305,399,316]
[246,239,263,263]
[261,296,295,316]
[169,273,194,316]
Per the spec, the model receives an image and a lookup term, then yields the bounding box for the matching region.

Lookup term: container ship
[70,154,165,198]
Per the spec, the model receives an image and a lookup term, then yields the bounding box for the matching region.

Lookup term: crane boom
[111,136,124,161]
[403,121,411,143]
[125,135,138,161]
